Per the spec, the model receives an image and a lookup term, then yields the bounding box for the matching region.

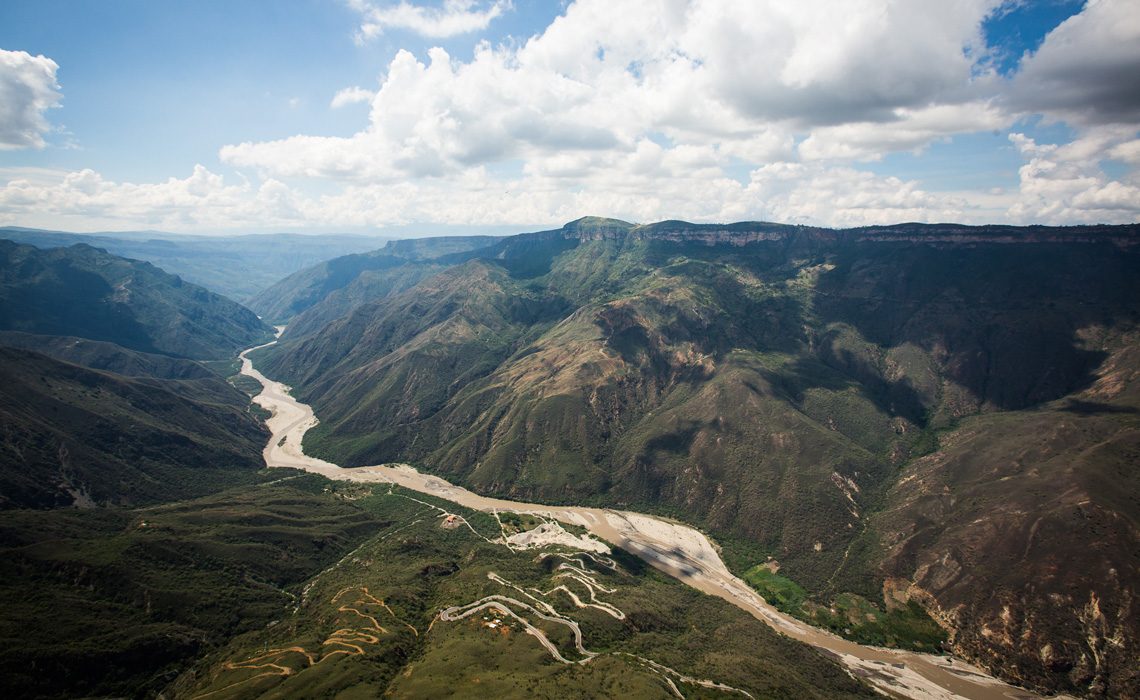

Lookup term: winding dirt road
[239,339,1048,700]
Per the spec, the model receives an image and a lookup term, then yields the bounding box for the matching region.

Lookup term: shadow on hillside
[1060,399,1138,415]
[809,242,1140,413]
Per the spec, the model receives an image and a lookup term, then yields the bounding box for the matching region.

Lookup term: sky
[0,0,1137,234]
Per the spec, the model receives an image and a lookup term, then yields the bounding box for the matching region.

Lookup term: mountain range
[254,217,1140,697]
[0,240,272,359]
[1,218,1137,698]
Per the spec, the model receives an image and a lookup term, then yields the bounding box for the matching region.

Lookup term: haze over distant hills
[0,240,272,359]
[255,217,1140,697]
[0,241,275,509]
[0,226,393,302]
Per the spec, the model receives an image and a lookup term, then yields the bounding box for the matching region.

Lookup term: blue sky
[0,0,1137,233]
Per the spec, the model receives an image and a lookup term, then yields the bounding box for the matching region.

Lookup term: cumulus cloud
[0,49,63,150]
[330,86,376,108]
[798,102,1011,161]
[350,0,509,41]
[5,0,1138,231]
[1009,0,1140,124]
[223,0,1017,184]
[0,165,307,230]
[1007,130,1140,224]
[0,157,998,233]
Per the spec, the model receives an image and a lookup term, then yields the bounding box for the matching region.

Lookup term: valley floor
[240,340,1054,700]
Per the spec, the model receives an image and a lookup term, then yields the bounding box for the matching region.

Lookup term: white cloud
[798,102,1010,161]
[222,0,1017,185]
[0,157,999,233]
[1009,0,1140,125]
[0,165,308,230]
[1007,131,1140,224]
[350,0,510,41]
[1108,139,1140,165]
[0,49,63,150]
[331,86,376,108]
[4,0,1138,231]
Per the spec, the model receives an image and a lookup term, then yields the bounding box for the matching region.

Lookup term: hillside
[865,333,1140,696]
[256,218,1140,697]
[0,227,392,302]
[0,478,874,699]
[246,234,502,323]
[0,346,269,508]
[0,240,273,359]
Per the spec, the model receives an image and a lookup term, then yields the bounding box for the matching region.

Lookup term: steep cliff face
[257,219,1140,696]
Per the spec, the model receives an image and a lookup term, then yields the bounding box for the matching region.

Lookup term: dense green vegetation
[0,240,273,359]
[255,218,1140,697]
[743,567,946,651]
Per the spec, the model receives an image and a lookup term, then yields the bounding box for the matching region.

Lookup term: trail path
[239,339,1049,700]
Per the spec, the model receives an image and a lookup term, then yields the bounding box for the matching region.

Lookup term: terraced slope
[169,483,875,700]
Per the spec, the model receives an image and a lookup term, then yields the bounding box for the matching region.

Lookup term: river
[239,338,1049,700]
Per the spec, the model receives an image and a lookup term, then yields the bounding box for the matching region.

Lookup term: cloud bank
[3,0,1138,231]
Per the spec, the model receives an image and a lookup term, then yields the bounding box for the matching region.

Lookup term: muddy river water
[239,339,1050,700]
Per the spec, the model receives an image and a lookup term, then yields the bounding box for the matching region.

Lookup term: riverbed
[239,339,1048,700]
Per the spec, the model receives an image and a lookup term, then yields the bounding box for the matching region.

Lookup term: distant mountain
[0,345,268,509]
[0,240,273,359]
[246,234,503,323]
[254,217,1140,697]
[0,226,392,302]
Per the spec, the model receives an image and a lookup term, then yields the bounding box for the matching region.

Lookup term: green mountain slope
[0,331,219,379]
[0,346,268,508]
[246,234,502,323]
[0,240,273,359]
[0,478,873,700]
[257,218,1140,697]
[0,476,388,699]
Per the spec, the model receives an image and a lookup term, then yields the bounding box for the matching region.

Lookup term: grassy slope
[0,476,388,699]
[0,346,269,508]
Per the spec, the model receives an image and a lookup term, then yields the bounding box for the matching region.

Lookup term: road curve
[239,339,1050,700]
